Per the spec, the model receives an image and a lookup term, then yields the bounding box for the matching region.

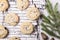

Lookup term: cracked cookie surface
[0,0,9,11]
[5,13,19,26]
[0,25,8,38]
[26,5,40,20]
[20,22,34,34]
[16,0,29,10]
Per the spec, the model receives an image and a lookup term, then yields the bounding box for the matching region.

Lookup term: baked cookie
[9,36,20,40]
[5,13,19,26]
[0,0,9,11]
[20,22,34,34]
[16,0,29,10]
[26,5,40,20]
[0,25,8,38]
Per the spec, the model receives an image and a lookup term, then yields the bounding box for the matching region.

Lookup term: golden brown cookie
[0,25,8,38]
[0,0,9,11]
[16,0,29,10]
[20,22,34,34]
[26,5,40,20]
[9,36,20,40]
[5,13,19,26]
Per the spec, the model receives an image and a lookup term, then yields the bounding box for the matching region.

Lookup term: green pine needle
[41,0,60,39]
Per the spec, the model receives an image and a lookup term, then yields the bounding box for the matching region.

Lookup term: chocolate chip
[4,27,7,30]
[15,38,18,39]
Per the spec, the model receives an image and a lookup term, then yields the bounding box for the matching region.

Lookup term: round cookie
[0,25,8,38]
[20,22,34,34]
[16,0,29,10]
[5,13,19,26]
[0,0,9,11]
[9,36,20,40]
[26,5,40,20]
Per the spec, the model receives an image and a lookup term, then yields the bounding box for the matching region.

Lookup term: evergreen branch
[45,0,54,16]
[54,3,58,13]
[42,28,60,38]
[41,23,60,34]
[41,0,60,39]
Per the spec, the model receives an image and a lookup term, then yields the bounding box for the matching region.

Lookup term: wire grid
[0,0,45,40]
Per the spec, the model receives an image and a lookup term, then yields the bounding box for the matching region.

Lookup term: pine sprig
[41,0,60,39]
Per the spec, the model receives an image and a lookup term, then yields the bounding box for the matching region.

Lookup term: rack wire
[0,0,45,40]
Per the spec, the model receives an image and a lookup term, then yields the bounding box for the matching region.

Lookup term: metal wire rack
[0,0,45,40]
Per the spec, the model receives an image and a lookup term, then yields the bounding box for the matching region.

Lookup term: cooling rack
[0,0,45,40]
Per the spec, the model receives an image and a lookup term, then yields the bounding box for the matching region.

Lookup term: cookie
[5,13,19,26]
[0,25,8,38]
[9,36,20,40]
[0,0,9,11]
[26,5,40,20]
[16,0,29,10]
[20,22,34,34]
